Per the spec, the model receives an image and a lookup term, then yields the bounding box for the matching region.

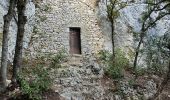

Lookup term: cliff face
[0,0,16,61]
[97,0,170,65]
[118,3,170,66]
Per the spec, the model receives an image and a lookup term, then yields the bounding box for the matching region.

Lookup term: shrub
[19,64,52,100]
[128,79,135,87]
[98,49,129,79]
[51,50,67,68]
[18,50,66,100]
[135,68,145,76]
[98,50,112,62]
[144,35,170,75]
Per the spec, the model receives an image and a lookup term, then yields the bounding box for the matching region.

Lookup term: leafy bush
[144,34,170,75]
[18,50,66,100]
[19,64,52,100]
[51,50,67,68]
[128,79,135,86]
[135,68,145,76]
[98,49,129,79]
[98,50,112,62]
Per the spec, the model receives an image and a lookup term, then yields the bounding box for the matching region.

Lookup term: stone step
[57,85,104,100]
[61,62,83,67]
[55,75,101,80]
[60,55,84,67]
[54,76,101,87]
[56,85,103,93]
[68,54,83,58]
[55,66,102,78]
[67,54,83,61]
[55,79,101,86]
[54,83,102,92]
[55,68,87,77]
[55,71,102,78]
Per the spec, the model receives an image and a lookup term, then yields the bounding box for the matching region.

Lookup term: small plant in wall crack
[43,4,52,12]
[39,15,47,22]
[33,26,39,34]
[51,49,67,68]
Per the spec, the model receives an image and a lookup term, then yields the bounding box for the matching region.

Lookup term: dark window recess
[69,27,81,54]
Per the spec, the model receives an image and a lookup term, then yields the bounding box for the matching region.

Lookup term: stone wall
[26,0,104,57]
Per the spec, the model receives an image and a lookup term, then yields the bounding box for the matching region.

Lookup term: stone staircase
[52,55,105,100]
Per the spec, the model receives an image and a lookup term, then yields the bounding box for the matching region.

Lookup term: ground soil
[0,89,62,100]
[155,75,170,100]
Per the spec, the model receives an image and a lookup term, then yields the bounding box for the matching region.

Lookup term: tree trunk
[111,20,115,61]
[0,0,16,92]
[133,32,144,71]
[12,0,27,83]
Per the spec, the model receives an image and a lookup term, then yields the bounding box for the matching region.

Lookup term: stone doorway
[69,27,81,54]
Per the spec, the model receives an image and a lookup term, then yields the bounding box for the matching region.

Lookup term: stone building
[26,0,105,57]
[23,1,114,99]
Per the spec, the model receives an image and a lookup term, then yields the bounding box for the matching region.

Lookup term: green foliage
[19,64,52,100]
[145,0,153,4]
[106,0,127,22]
[43,4,52,12]
[150,60,165,74]
[135,68,145,76]
[107,5,119,21]
[51,50,67,68]
[99,49,129,79]
[144,34,170,75]
[0,32,2,38]
[132,0,170,70]
[39,15,47,22]
[98,50,112,62]
[18,50,67,100]
[141,12,149,23]
[33,26,39,34]
[34,1,52,12]
[132,31,140,41]
[107,66,123,79]
[128,79,135,87]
